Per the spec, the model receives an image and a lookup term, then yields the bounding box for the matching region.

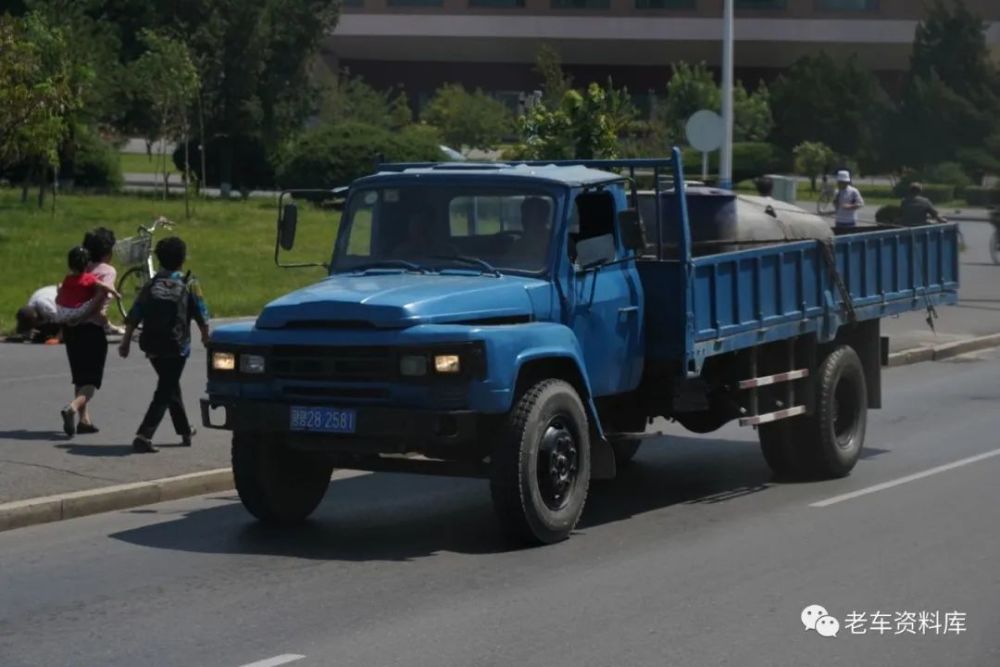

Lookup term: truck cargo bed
[639,223,960,373]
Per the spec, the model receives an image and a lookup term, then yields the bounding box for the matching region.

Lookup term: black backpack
[138,273,191,356]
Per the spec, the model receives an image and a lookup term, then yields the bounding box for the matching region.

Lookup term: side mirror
[278,203,298,251]
[618,209,647,254]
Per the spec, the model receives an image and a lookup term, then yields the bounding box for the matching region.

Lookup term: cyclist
[899,182,946,227]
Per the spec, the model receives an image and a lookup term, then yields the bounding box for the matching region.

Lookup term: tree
[163,0,340,196]
[888,0,1000,174]
[655,62,772,144]
[322,71,412,130]
[659,62,719,142]
[516,81,636,160]
[0,12,80,206]
[534,44,572,107]
[733,81,773,143]
[421,84,512,153]
[130,30,200,208]
[770,53,890,169]
[793,141,835,191]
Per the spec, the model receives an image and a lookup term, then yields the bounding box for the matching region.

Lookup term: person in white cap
[834,170,864,228]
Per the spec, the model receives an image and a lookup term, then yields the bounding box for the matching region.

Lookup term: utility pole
[720,0,734,190]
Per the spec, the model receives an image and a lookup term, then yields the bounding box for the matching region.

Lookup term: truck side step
[739,405,807,427]
[737,369,809,389]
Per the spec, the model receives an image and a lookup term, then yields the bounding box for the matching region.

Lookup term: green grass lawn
[0,189,337,333]
[118,152,171,175]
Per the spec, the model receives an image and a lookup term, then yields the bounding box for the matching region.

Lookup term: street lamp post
[720,0,734,190]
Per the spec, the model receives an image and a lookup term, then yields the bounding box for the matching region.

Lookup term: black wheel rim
[536,416,579,512]
[832,376,860,449]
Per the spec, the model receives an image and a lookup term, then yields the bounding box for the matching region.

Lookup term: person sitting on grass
[118,237,209,454]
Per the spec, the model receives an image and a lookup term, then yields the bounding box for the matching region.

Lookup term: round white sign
[685,110,724,153]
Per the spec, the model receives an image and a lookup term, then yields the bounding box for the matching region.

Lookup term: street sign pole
[720,0,734,190]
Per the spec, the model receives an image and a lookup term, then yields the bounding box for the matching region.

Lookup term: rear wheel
[115,266,147,321]
[490,380,591,545]
[758,346,867,480]
[232,432,333,524]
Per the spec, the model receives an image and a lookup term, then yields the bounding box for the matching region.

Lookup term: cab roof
[354,162,626,188]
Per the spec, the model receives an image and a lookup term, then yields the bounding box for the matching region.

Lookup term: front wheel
[490,380,591,545]
[115,266,147,321]
[232,432,334,524]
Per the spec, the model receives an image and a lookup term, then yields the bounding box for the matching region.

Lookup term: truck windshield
[331,186,555,275]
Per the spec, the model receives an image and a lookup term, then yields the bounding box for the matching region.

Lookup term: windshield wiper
[347,260,429,274]
[430,255,502,277]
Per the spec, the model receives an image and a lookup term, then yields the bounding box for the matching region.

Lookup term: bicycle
[816,176,836,216]
[113,216,175,319]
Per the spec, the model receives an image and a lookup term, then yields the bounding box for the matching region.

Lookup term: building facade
[326,0,1000,110]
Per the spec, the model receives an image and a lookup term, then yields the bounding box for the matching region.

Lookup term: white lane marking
[238,654,306,667]
[811,447,1000,508]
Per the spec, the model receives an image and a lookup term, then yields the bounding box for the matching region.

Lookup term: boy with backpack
[118,237,210,453]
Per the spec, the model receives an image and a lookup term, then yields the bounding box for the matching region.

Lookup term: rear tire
[232,432,333,524]
[115,266,146,321]
[490,380,591,545]
[759,345,867,480]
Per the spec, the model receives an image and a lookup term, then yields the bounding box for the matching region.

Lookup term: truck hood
[255,272,543,329]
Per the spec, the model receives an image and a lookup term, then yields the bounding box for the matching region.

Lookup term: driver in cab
[505,197,551,267]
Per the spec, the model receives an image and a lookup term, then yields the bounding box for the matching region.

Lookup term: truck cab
[203,162,648,544]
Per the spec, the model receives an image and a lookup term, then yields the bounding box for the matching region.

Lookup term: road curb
[0,468,233,533]
[887,333,1000,367]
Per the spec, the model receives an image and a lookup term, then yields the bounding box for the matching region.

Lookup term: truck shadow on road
[110,435,784,562]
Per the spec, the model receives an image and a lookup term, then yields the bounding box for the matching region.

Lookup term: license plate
[289,406,357,434]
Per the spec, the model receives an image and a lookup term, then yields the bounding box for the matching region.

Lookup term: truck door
[567,190,644,396]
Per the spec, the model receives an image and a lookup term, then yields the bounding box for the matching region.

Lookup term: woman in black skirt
[60,228,117,437]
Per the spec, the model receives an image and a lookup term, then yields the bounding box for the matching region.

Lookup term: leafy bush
[963,186,1000,206]
[921,162,972,190]
[875,205,902,224]
[421,83,511,152]
[681,143,790,184]
[275,121,442,189]
[172,135,275,192]
[63,127,123,190]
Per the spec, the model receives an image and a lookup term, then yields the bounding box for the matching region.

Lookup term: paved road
[1,349,998,667]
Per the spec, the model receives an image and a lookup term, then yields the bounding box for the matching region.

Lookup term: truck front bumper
[200,397,480,452]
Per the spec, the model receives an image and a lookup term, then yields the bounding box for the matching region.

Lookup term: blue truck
[201,149,959,545]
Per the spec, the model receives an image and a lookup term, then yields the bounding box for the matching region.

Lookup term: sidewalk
[1,222,998,511]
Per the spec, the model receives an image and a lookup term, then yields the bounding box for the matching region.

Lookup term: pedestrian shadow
[0,429,66,441]
[110,434,781,563]
[55,443,134,457]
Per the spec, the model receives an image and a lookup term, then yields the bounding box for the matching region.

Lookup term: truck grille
[270,346,394,382]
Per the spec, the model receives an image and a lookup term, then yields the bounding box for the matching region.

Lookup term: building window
[816,0,877,9]
[387,0,443,6]
[635,0,695,8]
[551,0,611,9]
[735,0,787,8]
[471,0,525,5]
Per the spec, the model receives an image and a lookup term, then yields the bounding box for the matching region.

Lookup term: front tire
[490,380,591,545]
[232,432,333,524]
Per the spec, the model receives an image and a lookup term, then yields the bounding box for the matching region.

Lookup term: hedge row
[963,186,1000,207]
